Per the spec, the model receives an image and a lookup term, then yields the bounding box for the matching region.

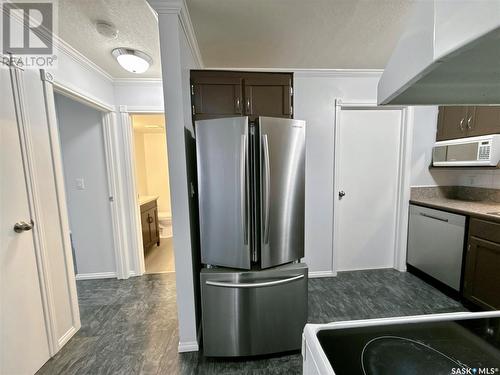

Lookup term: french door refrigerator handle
[240,134,248,245]
[205,274,304,288]
[262,134,271,244]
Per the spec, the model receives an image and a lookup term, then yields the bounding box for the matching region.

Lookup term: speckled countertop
[410,186,500,223]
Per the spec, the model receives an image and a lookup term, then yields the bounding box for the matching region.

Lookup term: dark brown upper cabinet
[467,106,500,137]
[191,75,243,120]
[190,70,293,123]
[436,106,470,141]
[436,106,500,141]
[243,74,292,121]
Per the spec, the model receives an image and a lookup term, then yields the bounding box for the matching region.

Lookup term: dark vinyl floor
[37,269,466,375]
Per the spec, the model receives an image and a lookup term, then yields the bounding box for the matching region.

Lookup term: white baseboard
[58,325,78,348]
[309,270,337,278]
[336,266,394,272]
[75,271,117,280]
[178,340,199,353]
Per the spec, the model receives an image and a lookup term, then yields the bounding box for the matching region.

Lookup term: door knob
[13,221,33,233]
[338,190,346,199]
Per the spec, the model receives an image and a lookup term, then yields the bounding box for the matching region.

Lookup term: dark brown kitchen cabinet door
[191,76,243,121]
[467,106,500,137]
[436,106,469,141]
[243,74,292,120]
[463,236,500,310]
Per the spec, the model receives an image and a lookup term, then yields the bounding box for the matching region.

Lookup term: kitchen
[303,1,500,373]
[2,1,500,374]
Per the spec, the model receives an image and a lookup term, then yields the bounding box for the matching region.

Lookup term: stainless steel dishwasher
[407,204,466,291]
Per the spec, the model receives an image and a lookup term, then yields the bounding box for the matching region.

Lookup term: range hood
[378,1,500,105]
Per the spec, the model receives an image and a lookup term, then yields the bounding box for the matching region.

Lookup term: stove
[303,312,500,375]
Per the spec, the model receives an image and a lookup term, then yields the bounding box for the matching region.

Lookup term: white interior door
[335,107,403,272]
[1,67,50,374]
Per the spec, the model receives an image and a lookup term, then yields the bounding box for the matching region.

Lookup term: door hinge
[192,105,196,116]
[467,243,471,252]
[290,86,293,96]
[290,105,293,116]
[191,84,195,96]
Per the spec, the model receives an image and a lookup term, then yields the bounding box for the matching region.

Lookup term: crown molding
[113,77,163,85]
[203,67,383,77]
[147,0,204,68]
[147,0,184,14]
[293,69,383,78]
[53,34,114,82]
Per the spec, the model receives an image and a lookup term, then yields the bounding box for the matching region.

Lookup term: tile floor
[144,238,175,274]
[37,269,466,375]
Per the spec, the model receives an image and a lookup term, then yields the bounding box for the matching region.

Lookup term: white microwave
[432,135,500,167]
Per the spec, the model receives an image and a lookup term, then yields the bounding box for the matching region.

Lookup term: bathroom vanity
[139,196,160,252]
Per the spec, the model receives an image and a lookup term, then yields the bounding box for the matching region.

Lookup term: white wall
[153,8,201,352]
[133,132,148,196]
[144,133,172,215]
[49,43,115,107]
[410,106,500,188]
[55,94,116,275]
[294,71,382,275]
[133,130,172,215]
[114,80,164,110]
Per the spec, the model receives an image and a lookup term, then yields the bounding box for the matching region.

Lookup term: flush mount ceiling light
[112,48,152,74]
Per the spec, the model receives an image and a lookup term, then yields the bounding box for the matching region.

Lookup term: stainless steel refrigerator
[195,116,308,357]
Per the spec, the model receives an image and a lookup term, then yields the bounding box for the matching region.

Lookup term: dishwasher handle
[420,212,449,223]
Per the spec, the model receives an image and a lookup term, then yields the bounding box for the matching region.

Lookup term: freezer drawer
[407,204,466,291]
[200,263,308,357]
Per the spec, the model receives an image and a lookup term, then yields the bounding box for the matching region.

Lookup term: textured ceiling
[186,0,415,69]
[57,0,161,79]
[56,0,414,79]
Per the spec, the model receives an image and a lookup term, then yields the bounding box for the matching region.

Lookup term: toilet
[158,212,172,238]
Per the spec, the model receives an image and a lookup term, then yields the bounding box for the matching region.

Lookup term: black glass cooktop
[317,316,500,375]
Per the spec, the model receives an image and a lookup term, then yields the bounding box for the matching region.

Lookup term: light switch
[76,178,85,190]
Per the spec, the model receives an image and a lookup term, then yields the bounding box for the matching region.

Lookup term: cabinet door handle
[458,118,465,131]
[235,97,241,112]
[246,98,251,114]
[467,116,473,130]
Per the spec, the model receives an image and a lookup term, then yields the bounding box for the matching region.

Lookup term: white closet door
[335,108,403,271]
[1,66,50,374]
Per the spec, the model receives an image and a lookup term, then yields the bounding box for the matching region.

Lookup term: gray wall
[55,94,116,276]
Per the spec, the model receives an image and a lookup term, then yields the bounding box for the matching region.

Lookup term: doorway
[54,93,117,279]
[333,103,409,273]
[131,114,175,274]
